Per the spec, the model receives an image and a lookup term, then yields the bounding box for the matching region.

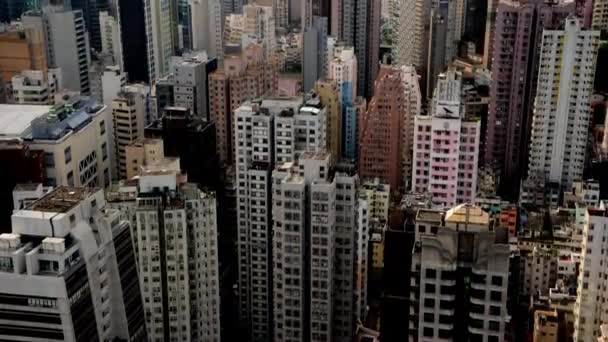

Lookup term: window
[67,171,74,186]
[424,298,435,308]
[491,276,502,286]
[44,152,55,167]
[425,284,436,293]
[489,321,500,331]
[426,269,436,279]
[64,146,72,163]
[489,306,501,316]
[100,120,106,135]
[490,291,502,302]
[423,327,433,337]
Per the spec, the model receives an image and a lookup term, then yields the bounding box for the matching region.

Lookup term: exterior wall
[28,106,112,189]
[0,27,48,83]
[486,0,574,187]
[112,93,145,179]
[315,80,342,161]
[527,18,600,189]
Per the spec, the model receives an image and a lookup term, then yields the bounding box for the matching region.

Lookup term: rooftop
[416,209,443,222]
[27,187,96,213]
[445,204,490,226]
[0,105,52,139]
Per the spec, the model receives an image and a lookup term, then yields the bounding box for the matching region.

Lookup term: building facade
[2,187,147,341]
[526,18,600,190]
[412,70,480,208]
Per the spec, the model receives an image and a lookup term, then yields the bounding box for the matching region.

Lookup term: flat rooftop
[27,187,95,213]
[0,105,51,139]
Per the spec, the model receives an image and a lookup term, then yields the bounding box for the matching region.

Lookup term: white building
[148,0,175,78]
[2,187,147,341]
[10,69,62,105]
[0,95,112,188]
[527,17,600,190]
[410,204,510,341]
[235,97,302,341]
[574,204,608,342]
[109,161,221,341]
[101,65,127,106]
[99,11,123,69]
[412,70,480,208]
[189,0,223,60]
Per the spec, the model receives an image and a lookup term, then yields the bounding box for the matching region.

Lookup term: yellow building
[315,79,341,161]
[0,27,48,83]
[360,178,390,223]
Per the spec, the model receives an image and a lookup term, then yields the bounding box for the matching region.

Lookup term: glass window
[64,146,72,164]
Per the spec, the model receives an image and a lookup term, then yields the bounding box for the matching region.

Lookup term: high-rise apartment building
[0,95,112,188]
[0,24,48,83]
[272,152,369,342]
[303,16,328,92]
[112,91,145,179]
[526,17,600,191]
[486,0,574,196]
[329,44,358,160]
[409,204,510,341]
[99,11,123,68]
[2,186,147,341]
[185,0,223,59]
[208,44,279,164]
[22,9,91,94]
[392,0,425,68]
[315,79,342,161]
[107,163,220,342]
[573,204,608,342]
[412,70,480,208]
[69,0,110,52]
[339,0,380,98]
[117,0,155,83]
[359,64,421,191]
[235,97,299,341]
[162,51,217,119]
[10,68,62,105]
[592,0,608,32]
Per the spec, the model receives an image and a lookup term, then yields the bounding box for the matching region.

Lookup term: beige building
[124,138,165,180]
[315,79,342,162]
[534,309,558,342]
[0,26,48,83]
[112,91,145,179]
[0,94,112,188]
[208,44,279,164]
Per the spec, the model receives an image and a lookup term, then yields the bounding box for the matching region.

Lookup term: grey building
[303,16,328,92]
[23,8,91,94]
[156,51,218,120]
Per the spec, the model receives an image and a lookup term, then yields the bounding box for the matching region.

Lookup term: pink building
[412,70,480,208]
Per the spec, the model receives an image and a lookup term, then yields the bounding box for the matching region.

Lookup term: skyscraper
[315,79,342,161]
[359,64,421,191]
[592,0,608,32]
[179,0,223,59]
[573,204,608,342]
[329,44,358,160]
[336,0,380,98]
[2,186,147,341]
[69,0,110,52]
[526,17,600,191]
[99,10,123,68]
[412,70,480,208]
[272,152,369,342]
[112,91,145,179]
[409,204,510,341]
[117,0,154,83]
[485,0,574,196]
[23,8,91,94]
[108,163,221,341]
[303,16,328,92]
